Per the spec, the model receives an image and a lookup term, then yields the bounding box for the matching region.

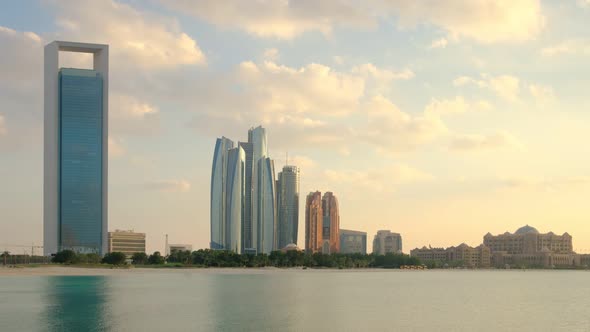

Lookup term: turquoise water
[1,269,590,331]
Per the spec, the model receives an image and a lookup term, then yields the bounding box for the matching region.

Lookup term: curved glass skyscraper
[210,126,278,254]
[258,157,277,253]
[210,137,234,250]
[248,126,267,252]
[225,147,245,253]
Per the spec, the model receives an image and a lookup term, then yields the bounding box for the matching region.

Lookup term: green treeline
[48,249,422,269]
[164,249,422,269]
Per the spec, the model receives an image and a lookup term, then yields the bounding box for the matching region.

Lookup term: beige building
[411,244,490,268]
[108,230,146,257]
[373,230,402,255]
[484,225,578,268]
[340,229,367,254]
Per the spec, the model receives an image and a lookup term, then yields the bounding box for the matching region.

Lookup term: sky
[1,0,590,255]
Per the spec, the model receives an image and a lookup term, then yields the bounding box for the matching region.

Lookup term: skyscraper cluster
[210,126,299,254]
[305,191,340,254]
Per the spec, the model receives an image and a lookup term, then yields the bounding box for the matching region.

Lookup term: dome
[515,225,539,235]
[283,243,300,251]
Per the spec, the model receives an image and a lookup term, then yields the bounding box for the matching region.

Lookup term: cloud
[454,74,520,102]
[53,0,206,68]
[0,26,43,89]
[144,180,191,192]
[424,96,492,116]
[108,137,126,158]
[110,94,161,135]
[429,37,448,49]
[159,0,374,39]
[360,95,448,153]
[351,63,415,81]
[263,48,279,61]
[160,0,544,43]
[324,164,434,192]
[381,0,545,43]
[0,114,6,136]
[541,39,590,56]
[529,84,555,105]
[236,60,365,117]
[500,175,590,191]
[450,132,523,151]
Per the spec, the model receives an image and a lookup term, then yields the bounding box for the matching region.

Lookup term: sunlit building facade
[108,230,146,257]
[410,244,491,268]
[238,142,253,252]
[304,191,340,253]
[277,165,300,249]
[322,192,340,254]
[373,230,402,255]
[484,225,578,268]
[339,229,367,254]
[44,41,109,255]
[305,191,323,253]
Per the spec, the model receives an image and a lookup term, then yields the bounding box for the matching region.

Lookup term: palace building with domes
[484,225,579,268]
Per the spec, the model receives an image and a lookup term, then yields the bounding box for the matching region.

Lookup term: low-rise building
[373,230,402,255]
[339,229,367,254]
[411,244,490,268]
[108,230,146,257]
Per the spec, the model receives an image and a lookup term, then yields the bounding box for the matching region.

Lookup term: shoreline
[1,265,588,276]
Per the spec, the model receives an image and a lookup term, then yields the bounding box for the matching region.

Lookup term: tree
[148,251,165,265]
[52,250,78,264]
[102,252,127,265]
[1,251,9,266]
[131,252,148,265]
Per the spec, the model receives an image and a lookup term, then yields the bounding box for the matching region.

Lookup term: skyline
[2,1,590,254]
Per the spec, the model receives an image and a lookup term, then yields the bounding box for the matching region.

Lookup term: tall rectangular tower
[276,165,300,249]
[44,41,109,255]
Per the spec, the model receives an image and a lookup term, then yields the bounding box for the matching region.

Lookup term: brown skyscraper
[305,191,323,253]
[305,191,340,254]
[322,192,340,254]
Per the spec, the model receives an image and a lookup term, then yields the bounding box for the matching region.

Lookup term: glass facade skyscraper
[210,137,234,250]
[44,41,109,255]
[258,157,277,253]
[59,68,104,252]
[225,147,245,253]
[238,142,253,252]
[248,126,267,252]
[210,126,278,254]
[277,165,299,249]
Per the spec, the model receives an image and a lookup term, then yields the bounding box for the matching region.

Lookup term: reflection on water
[42,276,110,332]
[1,270,590,331]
